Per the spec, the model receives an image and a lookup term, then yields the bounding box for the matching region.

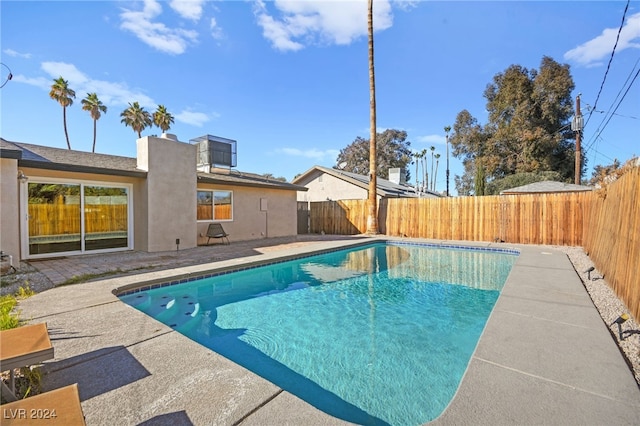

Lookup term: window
[197,190,232,221]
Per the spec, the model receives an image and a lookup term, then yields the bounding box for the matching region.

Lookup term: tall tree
[433,153,441,192]
[474,163,486,196]
[49,77,76,149]
[366,0,378,234]
[450,56,576,194]
[81,93,107,153]
[430,146,436,191]
[153,104,174,134]
[120,102,152,138]
[421,148,428,191]
[444,125,451,196]
[335,129,412,180]
[413,151,420,189]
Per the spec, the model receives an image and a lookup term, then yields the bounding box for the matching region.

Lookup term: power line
[584,0,630,130]
[585,66,640,154]
[583,55,640,154]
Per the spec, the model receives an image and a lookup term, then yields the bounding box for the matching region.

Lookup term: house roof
[1,138,306,191]
[197,170,307,191]
[1,138,146,177]
[500,180,594,195]
[292,165,440,198]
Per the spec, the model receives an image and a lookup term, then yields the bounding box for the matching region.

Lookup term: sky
[1,1,639,194]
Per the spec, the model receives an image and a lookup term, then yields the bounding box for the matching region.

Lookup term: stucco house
[500,180,593,195]
[0,134,306,263]
[292,165,441,202]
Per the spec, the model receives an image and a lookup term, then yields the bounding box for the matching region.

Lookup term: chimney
[388,168,406,185]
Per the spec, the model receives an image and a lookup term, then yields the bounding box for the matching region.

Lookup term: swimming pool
[120,242,518,425]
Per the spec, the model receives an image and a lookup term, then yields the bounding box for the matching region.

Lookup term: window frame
[196,189,233,222]
[20,176,134,259]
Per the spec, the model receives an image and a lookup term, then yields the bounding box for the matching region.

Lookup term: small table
[1,323,54,402]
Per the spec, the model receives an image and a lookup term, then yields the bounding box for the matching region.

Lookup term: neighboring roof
[500,180,594,195]
[198,170,307,191]
[0,138,306,192]
[1,138,146,178]
[292,165,440,198]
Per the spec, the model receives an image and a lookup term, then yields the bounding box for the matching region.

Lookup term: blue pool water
[120,242,517,425]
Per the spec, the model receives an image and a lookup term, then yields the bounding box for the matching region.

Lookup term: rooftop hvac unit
[190,135,237,172]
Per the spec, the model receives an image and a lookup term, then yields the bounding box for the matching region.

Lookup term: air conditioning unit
[190,135,237,172]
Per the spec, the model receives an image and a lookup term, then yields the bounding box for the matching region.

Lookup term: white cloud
[42,62,89,85]
[169,0,205,21]
[210,17,224,40]
[10,75,50,90]
[175,110,211,126]
[119,0,198,55]
[254,0,394,52]
[415,134,445,145]
[17,61,155,108]
[280,147,340,159]
[564,12,640,67]
[3,49,32,59]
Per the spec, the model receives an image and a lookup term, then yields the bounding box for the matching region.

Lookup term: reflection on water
[121,243,517,426]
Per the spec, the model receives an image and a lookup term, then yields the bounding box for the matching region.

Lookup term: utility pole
[572,95,583,185]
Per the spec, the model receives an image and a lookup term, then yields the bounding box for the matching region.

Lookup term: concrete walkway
[15,237,640,425]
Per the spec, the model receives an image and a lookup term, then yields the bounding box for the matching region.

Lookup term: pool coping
[15,236,640,425]
[113,238,520,296]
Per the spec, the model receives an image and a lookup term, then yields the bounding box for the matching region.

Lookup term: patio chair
[1,323,54,402]
[0,383,86,425]
[206,223,230,245]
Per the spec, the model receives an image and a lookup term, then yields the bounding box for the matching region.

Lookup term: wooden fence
[28,204,128,236]
[308,168,640,320]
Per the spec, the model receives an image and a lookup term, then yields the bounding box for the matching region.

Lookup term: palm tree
[366,0,378,234]
[444,125,451,196]
[413,151,421,191]
[49,77,76,149]
[421,148,428,192]
[430,146,436,191]
[433,153,441,192]
[153,104,174,134]
[81,93,107,153]
[120,102,152,138]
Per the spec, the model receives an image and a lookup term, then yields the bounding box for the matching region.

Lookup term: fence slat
[309,169,640,320]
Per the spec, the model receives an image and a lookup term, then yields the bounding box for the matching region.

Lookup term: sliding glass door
[27,183,82,255]
[26,180,131,257]
[84,185,129,251]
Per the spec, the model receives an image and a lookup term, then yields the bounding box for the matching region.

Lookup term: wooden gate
[297,202,309,234]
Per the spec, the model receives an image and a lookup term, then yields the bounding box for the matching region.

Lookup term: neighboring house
[292,165,441,202]
[500,180,593,195]
[0,134,306,263]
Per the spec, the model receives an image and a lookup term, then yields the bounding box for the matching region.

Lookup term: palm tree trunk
[366,0,378,234]
[430,151,435,191]
[434,160,439,191]
[63,107,71,150]
[92,120,97,153]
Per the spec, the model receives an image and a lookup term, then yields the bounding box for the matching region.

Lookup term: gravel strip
[553,246,640,386]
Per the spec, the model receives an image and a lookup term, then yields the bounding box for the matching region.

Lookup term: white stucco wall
[137,136,197,252]
[297,171,368,202]
[1,158,21,263]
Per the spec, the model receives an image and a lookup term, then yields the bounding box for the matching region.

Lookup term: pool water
[120,243,517,425]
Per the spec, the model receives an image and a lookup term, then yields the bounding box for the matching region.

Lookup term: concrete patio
[14,236,640,425]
